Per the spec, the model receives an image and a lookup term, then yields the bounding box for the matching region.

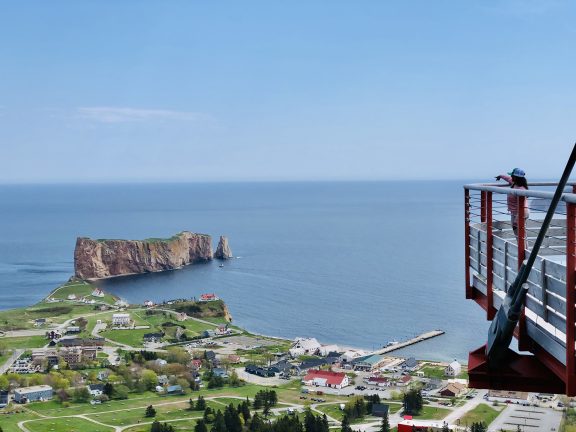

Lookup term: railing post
[517,195,529,351]
[480,191,487,223]
[465,189,472,299]
[486,192,495,319]
[566,201,576,395]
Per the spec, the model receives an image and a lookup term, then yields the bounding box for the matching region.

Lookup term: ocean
[0,182,488,361]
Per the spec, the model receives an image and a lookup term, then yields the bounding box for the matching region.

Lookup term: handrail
[464,183,576,204]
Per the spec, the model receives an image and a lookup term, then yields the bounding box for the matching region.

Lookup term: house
[34,318,46,327]
[97,370,109,381]
[202,330,216,338]
[401,357,418,371]
[353,354,386,371]
[269,360,299,376]
[91,288,105,297]
[88,384,105,396]
[365,376,390,387]
[204,350,217,364]
[115,300,129,308]
[216,324,231,335]
[212,368,229,378]
[397,375,412,387]
[67,294,77,300]
[371,403,389,418]
[14,385,53,403]
[143,332,164,343]
[318,344,339,356]
[245,364,275,377]
[190,359,203,369]
[444,361,462,377]
[339,349,367,364]
[112,313,131,326]
[199,293,219,302]
[46,330,62,340]
[0,391,8,408]
[66,326,81,334]
[81,347,98,361]
[302,370,349,389]
[300,358,330,371]
[143,300,155,307]
[60,348,82,365]
[166,385,183,395]
[228,354,241,364]
[289,338,321,357]
[439,382,466,397]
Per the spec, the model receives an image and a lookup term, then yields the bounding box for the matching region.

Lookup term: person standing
[496,168,529,238]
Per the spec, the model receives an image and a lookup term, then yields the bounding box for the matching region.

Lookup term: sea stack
[214,236,233,259]
[74,231,213,280]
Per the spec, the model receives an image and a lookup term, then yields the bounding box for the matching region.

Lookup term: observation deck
[465,182,576,395]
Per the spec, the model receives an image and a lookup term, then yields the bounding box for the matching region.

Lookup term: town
[0,280,569,431]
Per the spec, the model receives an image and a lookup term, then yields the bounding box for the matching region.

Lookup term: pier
[370,330,445,356]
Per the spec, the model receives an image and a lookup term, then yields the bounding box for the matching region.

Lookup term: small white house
[112,313,131,326]
[289,338,321,357]
[445,360,462,377]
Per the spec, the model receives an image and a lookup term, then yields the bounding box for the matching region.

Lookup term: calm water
[0,182,488,361]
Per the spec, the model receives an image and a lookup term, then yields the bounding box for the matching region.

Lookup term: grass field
[411,405,451,420]
[47,280,118,307]
[458,403,502,427]
[24,416,115,432]
[0,335,47,349]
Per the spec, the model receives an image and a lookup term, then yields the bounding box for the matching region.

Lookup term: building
[88,384,105,396]
[143,332,164,343]
[34,318,46,327]
[302,369,349,389]
[371,403,389,418]
[318,344,339,356]
[0,391,8,408]
[300,358,330,371]
[444,361,462,377]
[353,354,386,371]
[45,330,62,340]
[439,382,466,397]
[398,419,454,432]
[401,357,418,371]
[166,385,183,395]
[112,313,131,326]
[213,368,229,378]
[66,326,81,334]
[397,375,413,387]
[365,376,390,387]
[289,338,321,357]
[143,300,155,307]
[245,364,275,377]
[60,348,82,365]
[91,288,105,297]
[14,385,53,403]
[59,337,105,347]
[199,293,219,302]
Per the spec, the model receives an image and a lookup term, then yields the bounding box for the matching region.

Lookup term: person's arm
[496,174,513,185]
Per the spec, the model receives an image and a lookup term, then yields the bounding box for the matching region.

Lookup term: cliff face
[214,236,233,259]
[74,231,213,280]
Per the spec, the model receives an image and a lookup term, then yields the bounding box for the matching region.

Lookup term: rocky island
[74,231,217,279]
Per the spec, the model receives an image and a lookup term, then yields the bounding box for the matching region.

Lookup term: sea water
[0,182,488,361]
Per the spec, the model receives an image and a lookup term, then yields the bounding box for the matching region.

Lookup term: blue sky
[1,0,576,182]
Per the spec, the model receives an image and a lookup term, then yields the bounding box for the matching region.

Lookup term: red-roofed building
[398,375,412,387]
[302,369,349,389]
[199,293,219,302]
[366,376,391,387]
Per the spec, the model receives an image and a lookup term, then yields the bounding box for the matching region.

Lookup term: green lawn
[100,329,150,347]
[47,280,118,306]
[0,410,42,432]
[412,405,451,420]
[24,416,115,432]
[315,402,402,422]
[459,403,502,427]
[0,335,47,349]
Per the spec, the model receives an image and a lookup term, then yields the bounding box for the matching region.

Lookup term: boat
[219,264,224,268]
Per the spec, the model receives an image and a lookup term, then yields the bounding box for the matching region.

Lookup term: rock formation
[74,231,213,280]
[214,236,233,259]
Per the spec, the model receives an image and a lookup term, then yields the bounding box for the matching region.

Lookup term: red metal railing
[465,182,576,395]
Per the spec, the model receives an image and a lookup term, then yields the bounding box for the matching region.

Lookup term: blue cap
[508,168,525,177]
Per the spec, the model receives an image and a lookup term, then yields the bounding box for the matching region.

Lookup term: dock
[370,330,445,356]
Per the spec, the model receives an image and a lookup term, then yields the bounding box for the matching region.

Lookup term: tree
[194,420,208,432]
[341,414,353,432]
[141,370,158,391]
[103,382,114,397]
[196,395,207,410]
[146,405,157,418]
[72,386,91,403]
[442,422,450,432]
[379,411,390,432]
[211,410,227,432]
[403,389,423,415]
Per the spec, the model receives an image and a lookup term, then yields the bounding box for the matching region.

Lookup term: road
[0,348,25,374]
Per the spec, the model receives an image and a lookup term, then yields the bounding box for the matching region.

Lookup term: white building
[318,344,339,356]
[444,360,462,377]
[289,337,321,357]
[112,313,131,326]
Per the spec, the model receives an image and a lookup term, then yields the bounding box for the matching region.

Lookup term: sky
[1,0,576,182]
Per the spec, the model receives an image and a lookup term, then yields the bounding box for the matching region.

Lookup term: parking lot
[488,405,562,431]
